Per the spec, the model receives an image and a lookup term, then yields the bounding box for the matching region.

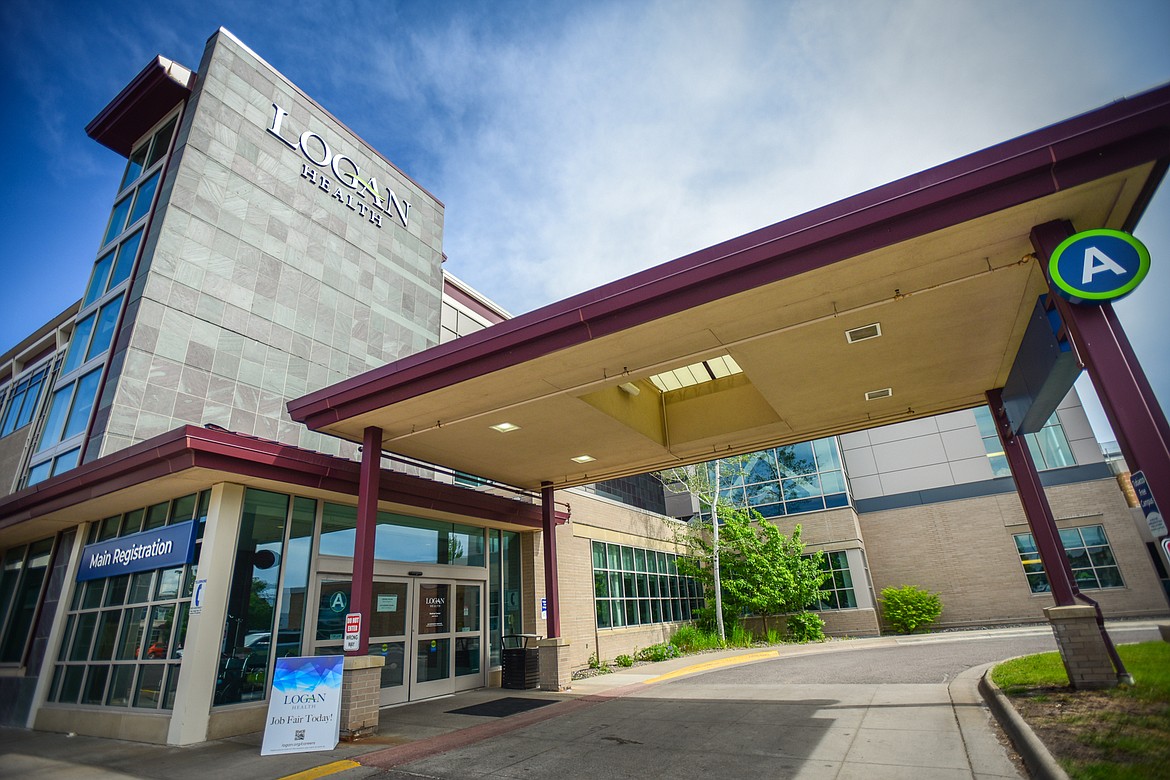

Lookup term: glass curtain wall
[47,491,208,711]
[27,113,180,486]
[215,489,314,706]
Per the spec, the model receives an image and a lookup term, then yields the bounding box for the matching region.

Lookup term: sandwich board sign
[260,655,344,755]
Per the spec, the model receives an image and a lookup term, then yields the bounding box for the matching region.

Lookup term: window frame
[1013,523,1125,594]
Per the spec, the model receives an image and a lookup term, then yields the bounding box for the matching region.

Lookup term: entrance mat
[446,697,558,718]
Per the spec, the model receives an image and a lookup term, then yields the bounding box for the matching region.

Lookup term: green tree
[676,506,828,638]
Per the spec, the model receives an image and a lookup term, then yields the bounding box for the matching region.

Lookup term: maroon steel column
[1031,221,1170,511]
[987,389,1078,606]
[350,426,382,655]
[541,482,561,638]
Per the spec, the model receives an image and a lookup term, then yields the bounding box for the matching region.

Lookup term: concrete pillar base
[538,637,572,692]
[1159,623,1170,643]
[340,655,385,740]
[1044,605,1117,690]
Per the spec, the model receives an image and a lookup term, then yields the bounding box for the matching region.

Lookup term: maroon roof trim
[86,56,194,157]
[288,84,1170,432]
[0,426,557,531]
[443,277,509,324]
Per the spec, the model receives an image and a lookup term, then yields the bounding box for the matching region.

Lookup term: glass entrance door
[314,575,484,704]
[412,582,454,698]
[453,583,484,692]
[368,579,410,706]
[409,581,485,698]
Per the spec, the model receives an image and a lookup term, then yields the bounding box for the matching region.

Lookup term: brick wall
[861,478,1169,628]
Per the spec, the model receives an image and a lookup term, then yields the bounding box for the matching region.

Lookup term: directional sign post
[1048,229,1150,305]
[1132,471,1166,537]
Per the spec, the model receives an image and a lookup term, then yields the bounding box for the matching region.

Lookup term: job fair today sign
[261,655,344,755]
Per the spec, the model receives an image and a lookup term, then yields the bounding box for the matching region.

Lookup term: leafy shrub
[786,612,826,643]
[636,643,681,662]
[615,654,635,667]
[879,585,943,634]
[588,652,602,669]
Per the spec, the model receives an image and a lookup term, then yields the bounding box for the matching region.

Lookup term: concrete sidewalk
[0,628,1080,779]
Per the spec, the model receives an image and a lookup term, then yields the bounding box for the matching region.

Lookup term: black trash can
[501,634,541,689]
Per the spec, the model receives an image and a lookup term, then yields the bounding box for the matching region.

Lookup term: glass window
[321,503,487,568]
[102,196,132,247]
[120,144,149,191]
[1013,525,1123,593]
[215,489,288,706]
[591,542,701,630]
[106,230,142,291]
[49,491,207,711]
[51,448,81,477]
[61,368,102,441]
[36,384,76,453]
[127,172,159,225]
[0,538,55,663]
[974,407,1076,474]
[146,116,177,168]
[82,252,115,309]
[62,313,97,375]
[696,436,849,521]
[86,300,122,363]
[810,551,857,610]
[1,364,50,437]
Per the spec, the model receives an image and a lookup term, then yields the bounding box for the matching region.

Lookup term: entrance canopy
[288,85,1170,491]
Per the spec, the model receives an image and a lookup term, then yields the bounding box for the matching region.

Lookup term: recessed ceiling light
[490,422,520,433]
[865,388,893,401]
[846,323,882,343]
[571,455,596,464]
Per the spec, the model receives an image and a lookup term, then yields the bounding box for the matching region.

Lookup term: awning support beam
[986,388,1077,605]
[350,426,382,655]
[1031,220,1170,525]
[541,482,561,638]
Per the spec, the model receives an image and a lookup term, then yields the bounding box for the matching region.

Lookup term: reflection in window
[0,364,51,437]
[1014,525,1124,593]
[592,541,702,629]
[974,406,1077,475]
[810,551,857,610]
[47,491,206,711]
[0,538,55,663]
[698,436,849,520]
[318,503,486,567]
[216,489,288,706]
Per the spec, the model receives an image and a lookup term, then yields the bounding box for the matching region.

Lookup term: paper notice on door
[377,593,398,612]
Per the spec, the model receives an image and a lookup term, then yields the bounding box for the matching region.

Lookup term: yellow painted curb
[641,650,780,684]
[277,759,361,780]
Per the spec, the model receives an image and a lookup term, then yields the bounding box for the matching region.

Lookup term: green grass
[991,649,1069,694]
[991,641,1170,780]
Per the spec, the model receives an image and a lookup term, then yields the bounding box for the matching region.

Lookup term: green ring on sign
[1048,229,1150,303]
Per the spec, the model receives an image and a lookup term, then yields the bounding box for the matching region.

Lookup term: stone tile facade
[88,30,444,462]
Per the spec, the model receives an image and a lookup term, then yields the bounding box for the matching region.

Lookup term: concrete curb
[978,670,1070,780]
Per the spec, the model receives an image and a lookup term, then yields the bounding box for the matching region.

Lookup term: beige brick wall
[527,490,694,669]
[860,478,1169,629]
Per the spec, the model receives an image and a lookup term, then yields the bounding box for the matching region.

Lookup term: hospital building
[0,29,1167,745]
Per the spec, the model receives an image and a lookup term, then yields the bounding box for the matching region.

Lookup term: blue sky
[1,0,1168,440]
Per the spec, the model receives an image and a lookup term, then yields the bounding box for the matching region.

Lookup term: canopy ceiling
[288,84,1170,491]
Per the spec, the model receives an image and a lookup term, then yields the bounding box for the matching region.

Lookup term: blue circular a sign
[1048,229,1150,305]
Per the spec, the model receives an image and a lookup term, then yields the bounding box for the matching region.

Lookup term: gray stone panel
[92,30,445,459]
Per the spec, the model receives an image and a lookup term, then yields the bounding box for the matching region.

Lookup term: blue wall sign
[1131,471,1165,537]
[76,520,198,582]
[1048,229,1150,304]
